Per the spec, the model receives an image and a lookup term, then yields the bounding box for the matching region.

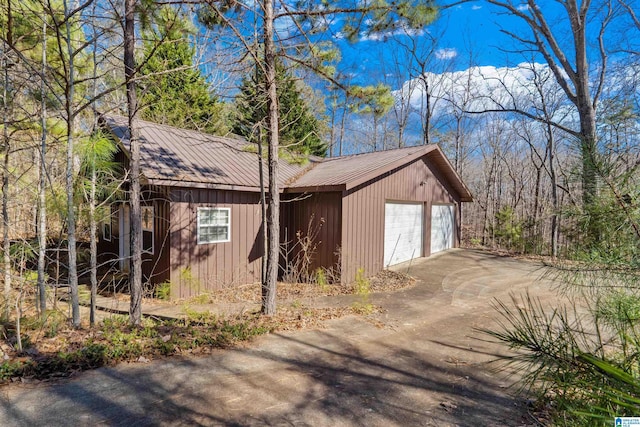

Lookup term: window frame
[142,205,154,254]
[197,207,231,244]
[102,221,112,242]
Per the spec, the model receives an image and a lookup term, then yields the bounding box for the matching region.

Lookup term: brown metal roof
[286,145,473,202]
[102,115,307,191]
[103,115,472,201]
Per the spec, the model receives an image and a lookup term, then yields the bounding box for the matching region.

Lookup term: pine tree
[233,61,327,157]
[140,9,227,135]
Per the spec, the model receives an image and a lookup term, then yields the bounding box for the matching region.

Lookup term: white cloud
[517,4,529,11]
[358,25,426,42]
[471,5,482,10]
[435,48,458,60]
[394,63,570,121]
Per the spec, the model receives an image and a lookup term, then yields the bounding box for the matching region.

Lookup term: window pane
[198,208,230,243]
[213,209,229,225]
[143,230,153,253]
[142,207,153,231]
[212,226,228,241]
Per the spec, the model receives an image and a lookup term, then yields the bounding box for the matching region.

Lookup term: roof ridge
[320,144,429,162]
[103,113,247,146]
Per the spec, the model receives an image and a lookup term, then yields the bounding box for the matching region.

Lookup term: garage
[431,204,455,254]
[384,202,423,267]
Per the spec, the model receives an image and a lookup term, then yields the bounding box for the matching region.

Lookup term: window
[142,206,154,254]
[197,207,230,244]
[111,204,120,237]
[102,221,112,241]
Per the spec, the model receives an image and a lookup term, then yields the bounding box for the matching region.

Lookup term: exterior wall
[282,192,342,277]
[168,188,262,298]
[340,156,461,283]
[143,186,171,285]
[96,186,171,286]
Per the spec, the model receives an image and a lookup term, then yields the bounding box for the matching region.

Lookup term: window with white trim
[197,207,231,244]
[142,206,154,254]
[102,221,112,241]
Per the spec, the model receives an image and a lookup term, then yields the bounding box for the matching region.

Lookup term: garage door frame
[384,201,424,267]
[430,203,455,254]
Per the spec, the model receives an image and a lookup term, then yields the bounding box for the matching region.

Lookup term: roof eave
[147,178,264,192]
[425,148,474,202]
[283,184,345,193]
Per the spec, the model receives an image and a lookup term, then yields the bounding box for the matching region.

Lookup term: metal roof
[286,145,473,201]
[287,145,431,190]
[102,115,307,191]
[102,115,472,201]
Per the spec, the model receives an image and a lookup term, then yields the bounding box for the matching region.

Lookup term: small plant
[315,268,329,292]
[181,305,217,325]
[43,310,67,338]
[351,268,374,314]
[188,293,212,305]
[180,267,202,294]
[155,281,172,300]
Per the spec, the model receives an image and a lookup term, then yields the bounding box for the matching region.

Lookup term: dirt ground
[0,249,561,426]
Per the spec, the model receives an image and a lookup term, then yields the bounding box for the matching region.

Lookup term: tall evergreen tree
[140,9,227,135]
[233,61,327,157]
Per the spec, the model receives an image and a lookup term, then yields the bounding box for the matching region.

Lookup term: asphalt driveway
[0,249,559,426]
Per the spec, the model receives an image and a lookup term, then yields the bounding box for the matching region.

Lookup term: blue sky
[333,2,524,87]
[328,0,627,89]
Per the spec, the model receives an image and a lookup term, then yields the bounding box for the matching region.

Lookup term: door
[431,204,455,254]
[384,202,423,267]
[119,204,130,272]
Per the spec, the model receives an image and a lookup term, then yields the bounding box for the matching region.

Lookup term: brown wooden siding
[341,157,461,282]
[169,188,262,298]
[142,186,171,285]
[97,204,121,272]
[282,192,342,277]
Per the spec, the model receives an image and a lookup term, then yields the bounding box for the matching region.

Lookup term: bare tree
[261,0,279,315]
[2,31,12,322]
[124,0,143,325]
[36,16,47,319]
[487,0,615,239]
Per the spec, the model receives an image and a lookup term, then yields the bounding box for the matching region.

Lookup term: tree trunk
[89,3,99,326]
[338,100,348,156]
[262,0,279,316]
[37,20,47,319]
[63,0,80,327]
[2,38,11,321]
[372,115,378,151]
[547,125,559,257]
[258,132,267,285]
[423,81,431,145]
[125,0,143,325]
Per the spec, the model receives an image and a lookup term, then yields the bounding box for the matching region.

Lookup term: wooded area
[1,0,639,421]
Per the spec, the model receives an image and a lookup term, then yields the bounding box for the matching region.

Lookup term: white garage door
[431,204,455,254]
[384,202,423,267]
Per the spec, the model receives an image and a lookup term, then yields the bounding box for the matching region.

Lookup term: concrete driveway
[0,249,558,426]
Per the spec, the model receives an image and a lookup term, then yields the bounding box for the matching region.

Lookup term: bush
[351,268,374,314]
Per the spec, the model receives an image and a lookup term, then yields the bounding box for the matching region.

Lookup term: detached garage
[284,144,473,283]
[102,116,472,296]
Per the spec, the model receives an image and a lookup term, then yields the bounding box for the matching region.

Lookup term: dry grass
[0,270,414,383]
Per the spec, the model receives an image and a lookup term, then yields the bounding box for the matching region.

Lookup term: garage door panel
[384,202,423,267]
[431,205,454,254]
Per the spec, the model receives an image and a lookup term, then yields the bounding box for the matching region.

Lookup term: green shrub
[155,282,172,300]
